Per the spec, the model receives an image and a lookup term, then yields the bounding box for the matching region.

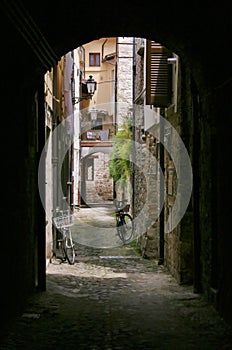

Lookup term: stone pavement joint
[1,243,232,349]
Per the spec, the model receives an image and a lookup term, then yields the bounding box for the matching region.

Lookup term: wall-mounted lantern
[72,75,97,104]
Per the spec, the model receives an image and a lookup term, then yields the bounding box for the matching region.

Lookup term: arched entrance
[81,150,114,206]
[1,0,232,326]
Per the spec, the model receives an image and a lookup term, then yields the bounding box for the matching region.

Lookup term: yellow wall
[83,37,116,108]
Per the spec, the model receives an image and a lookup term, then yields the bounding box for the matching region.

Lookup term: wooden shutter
[146,40,171,107]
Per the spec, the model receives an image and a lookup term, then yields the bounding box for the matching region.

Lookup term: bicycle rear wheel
[121,214,133,243]
[56,231,66,262]
[63,228,75,265]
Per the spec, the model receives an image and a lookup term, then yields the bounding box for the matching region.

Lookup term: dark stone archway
[1,0,232,326]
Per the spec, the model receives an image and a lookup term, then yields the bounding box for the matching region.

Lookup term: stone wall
[85,152,114,203]
[132,41,194,285]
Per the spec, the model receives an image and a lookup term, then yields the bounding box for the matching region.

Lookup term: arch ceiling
[1,0,231,91]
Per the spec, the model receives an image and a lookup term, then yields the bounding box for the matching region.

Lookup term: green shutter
[146,40,171,107]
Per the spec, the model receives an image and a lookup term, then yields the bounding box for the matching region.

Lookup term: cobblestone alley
[1,208,232,349]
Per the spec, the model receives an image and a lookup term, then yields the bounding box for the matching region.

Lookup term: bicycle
[114,199,133,244]
[52,209,76,265]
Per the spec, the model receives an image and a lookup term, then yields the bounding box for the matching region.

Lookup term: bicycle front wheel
[116,220,124,242]
[121,214,133,243]
[64,229,76,265]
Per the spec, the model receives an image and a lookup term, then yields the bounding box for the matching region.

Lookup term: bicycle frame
[114,199,133,244]
[52,209,75,265]
[116,207,124,221]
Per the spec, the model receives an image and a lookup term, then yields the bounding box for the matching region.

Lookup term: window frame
[91,117,103,130]
[89,52,100,67]
[86,157,94,181]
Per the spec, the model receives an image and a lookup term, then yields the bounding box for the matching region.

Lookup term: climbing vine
[109,116,132,189]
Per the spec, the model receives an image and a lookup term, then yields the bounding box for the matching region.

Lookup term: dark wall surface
[1,0,232,325]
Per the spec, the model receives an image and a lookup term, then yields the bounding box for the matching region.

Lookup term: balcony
[80,110,115,147]
[81,124,114,147]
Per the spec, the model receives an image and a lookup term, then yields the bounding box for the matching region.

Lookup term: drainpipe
[131,37,136,218]
[79,46,86,77]
[70,56,75,212]
[158,107,165,265]
[113,38,119,200]
[52,65,59,254]
[101,38,108,62]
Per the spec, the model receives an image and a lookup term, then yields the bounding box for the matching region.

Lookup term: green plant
[109,116,132,189]
[127,239,141,255]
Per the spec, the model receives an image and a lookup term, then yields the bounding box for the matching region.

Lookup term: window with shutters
[89,53,100,67]
[146,40,172,107]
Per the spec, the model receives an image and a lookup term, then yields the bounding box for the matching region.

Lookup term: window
[89,53,100,67]
[146,40,172,107]
[92,117,103,130]
[86,158,94,181]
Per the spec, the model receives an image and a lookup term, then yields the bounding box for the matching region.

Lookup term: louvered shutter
[146,40,171,107]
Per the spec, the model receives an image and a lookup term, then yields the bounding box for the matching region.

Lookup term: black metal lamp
[72,75,97,104]
[86,75,97,94]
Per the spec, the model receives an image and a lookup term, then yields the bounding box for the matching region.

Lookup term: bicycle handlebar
[113,199,130,212]
[113,198,127,204]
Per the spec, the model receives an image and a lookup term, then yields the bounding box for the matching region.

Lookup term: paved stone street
[71,204,128,248]
[1,207,232,349]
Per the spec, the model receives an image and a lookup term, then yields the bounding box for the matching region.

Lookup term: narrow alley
[1,208,232,350]
[2,1,232,345]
